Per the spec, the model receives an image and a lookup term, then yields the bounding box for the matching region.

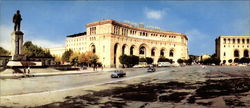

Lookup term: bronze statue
[13,10,22,31]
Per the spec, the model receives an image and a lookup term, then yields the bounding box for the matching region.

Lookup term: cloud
[0,24,64,51]
[144,8,166,20]
[0,25,12,51]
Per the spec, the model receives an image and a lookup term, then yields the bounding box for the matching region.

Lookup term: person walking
[27,66,30,74]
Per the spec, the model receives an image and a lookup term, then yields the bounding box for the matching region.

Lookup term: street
[0,67,172,96]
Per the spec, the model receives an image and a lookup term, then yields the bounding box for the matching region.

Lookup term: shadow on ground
[33,77,250,108]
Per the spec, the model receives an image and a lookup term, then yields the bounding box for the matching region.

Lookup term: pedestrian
[23,68,26,75]
[27,66,30,74]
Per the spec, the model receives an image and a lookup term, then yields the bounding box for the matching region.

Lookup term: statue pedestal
[11,31,24,61]
[7,61,23,67]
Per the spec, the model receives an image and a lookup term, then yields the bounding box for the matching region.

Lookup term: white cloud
[144,8,166,20]
[0,24,64,51]
[0,25,12,51]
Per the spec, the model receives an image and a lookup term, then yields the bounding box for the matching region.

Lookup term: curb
[0,70,116,79]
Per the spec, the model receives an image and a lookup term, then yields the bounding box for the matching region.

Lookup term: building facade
[52,19,189,68]
[215,35,250,64]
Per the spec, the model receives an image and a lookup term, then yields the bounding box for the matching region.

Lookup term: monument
[11,10,24,60]
[7,10,24,66]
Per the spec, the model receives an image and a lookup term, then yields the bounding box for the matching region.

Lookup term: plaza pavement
[0,67,117,79]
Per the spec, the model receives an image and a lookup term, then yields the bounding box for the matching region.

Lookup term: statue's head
[17,10,20,14]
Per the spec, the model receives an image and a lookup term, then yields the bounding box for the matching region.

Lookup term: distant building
[215,35,250,64]
[50,19,189,68]
[49,47,65,58]
[199,54,211,61]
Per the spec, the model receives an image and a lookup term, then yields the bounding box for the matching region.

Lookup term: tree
[119,55,139,68]
[177,59,184,64]
[185,58,193,65]
[139,57,147,62]
[0,47,10,56]
[61,49,73,63]
[234,58,240,63]
[158,57,169,62]
[84,51,99,65]
[22,41,52,58]
[146,57,153,64]
[119,54,129,68]
[69,52,80,65]
[239,57,249,64]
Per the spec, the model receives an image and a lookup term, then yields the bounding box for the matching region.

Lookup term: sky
[0,0,249,56]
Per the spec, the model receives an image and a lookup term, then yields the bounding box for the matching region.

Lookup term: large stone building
[51,19,189,68]
[215,35,250,64]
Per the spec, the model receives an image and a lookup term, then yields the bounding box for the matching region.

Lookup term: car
[111,70,126,78]
[147,66,156,72]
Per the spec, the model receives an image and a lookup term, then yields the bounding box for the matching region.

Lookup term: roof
[86,19,188,40]
[67,32,86,37]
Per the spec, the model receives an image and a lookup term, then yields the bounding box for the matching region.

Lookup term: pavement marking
[0,68,173,98]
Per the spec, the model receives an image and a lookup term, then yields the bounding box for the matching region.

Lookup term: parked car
[111,70,126,78]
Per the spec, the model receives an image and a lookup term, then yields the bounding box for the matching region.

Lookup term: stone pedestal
[11,31,24,60]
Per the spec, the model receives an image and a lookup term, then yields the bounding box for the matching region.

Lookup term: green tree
[234,58,240,63]
[158,56,170,62]
[119,54,129,68]
[239,57,249,64]
[177,59,184,64]
[0,47,10,56]
[119,55,139,68]
[185,58,193,65]
[146,57,153,64]
[61,49,73,63]
[139,57,147,62]
[128,55,139,67]
[23,41,52,58]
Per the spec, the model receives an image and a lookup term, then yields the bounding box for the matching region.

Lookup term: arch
[89,43,96,53]
[234,49,239,57]
[114,43,119,65]
[139,46,146,55]
[151,47,156,56]
[244,49,249,57]
[122,44,127,55]
[169,49,174,57]
[139,43,148,56]
[160,48,166,57]
[130,45,135,55]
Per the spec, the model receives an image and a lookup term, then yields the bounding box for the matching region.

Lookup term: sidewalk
[0,68,117,79]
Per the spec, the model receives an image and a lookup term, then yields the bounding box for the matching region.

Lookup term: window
[90,27,96,35]
[224,52,226,56]
[234,50,239,57]
[233,39,235,44]
[244,50,249,57]
[247,39,250,44]
[237,39,240,43]
[224,38,226,44]
[242,39,245,44]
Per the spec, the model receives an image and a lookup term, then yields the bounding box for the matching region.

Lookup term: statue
[13,10,22,31]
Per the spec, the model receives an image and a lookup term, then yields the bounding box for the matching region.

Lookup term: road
[0,67,173,96]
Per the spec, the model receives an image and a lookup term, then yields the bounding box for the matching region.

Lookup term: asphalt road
[0,67,174,96]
